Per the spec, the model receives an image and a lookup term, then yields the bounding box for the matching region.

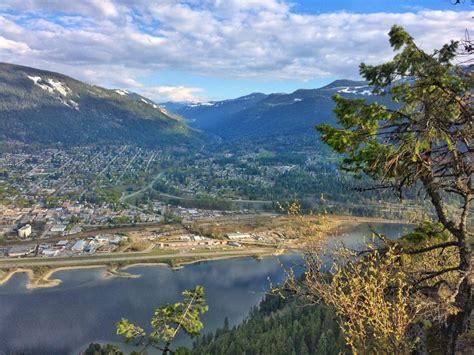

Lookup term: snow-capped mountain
[165,80,387,139]
[0,63,195,146]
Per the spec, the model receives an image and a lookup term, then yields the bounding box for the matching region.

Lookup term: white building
[56,240,69,247]
[42,249,59,257]
[50,224,67,234]
[225,232,252,240]
[18,224,32,238]
[109,236,123,245]
[71,240,86,252]
[95,235,109,243]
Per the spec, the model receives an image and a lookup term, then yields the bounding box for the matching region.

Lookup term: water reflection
[0,255,301,354]
[0,222,411,354]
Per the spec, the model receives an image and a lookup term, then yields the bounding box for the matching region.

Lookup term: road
[119,172,165,203]
[26,157,73,195]
[118,148,141,180]
[97,145,128,178]
[156,192,273,204]
[0,248,272,269]
[144,152,156,173]
[119,172,274,206]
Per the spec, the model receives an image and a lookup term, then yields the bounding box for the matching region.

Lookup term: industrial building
[8,244,35,257]
[225,232,252,240]
[17,224,32,238]
[71,240,87,252]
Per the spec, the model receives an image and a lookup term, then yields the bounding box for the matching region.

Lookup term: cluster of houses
[1,234,126,258]
[0,200,166,241]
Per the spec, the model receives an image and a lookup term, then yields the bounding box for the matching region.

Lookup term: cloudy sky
[0,0,472,102]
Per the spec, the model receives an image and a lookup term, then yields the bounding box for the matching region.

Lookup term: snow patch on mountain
[47,79,70,96]
[135,97,162,111]
[67,99,79,110]
[28,75,54,94]
[28,75,43,86]
[28,75,78,109]
[28,75,71,97]
[188,102,214,107]
[337,86,373,95]
[115,89,129,96]
[57,97,79,110]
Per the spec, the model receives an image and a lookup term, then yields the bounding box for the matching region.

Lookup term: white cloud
[0,0,122,19]
[142,85,204,102]
[0,35,31,54]
[0,1,472,101]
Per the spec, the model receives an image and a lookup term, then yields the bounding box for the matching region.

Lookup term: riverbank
[0,248,280,289]
[0,265,120,289]
[0,251,302,354]
[0,217,411,289]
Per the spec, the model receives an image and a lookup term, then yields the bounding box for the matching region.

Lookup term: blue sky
[293,0,468,14]
[0,0,472,102]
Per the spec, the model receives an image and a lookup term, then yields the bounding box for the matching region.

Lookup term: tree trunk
[443,278,472,354]
[422,175,472,353]
[442,229,472,354]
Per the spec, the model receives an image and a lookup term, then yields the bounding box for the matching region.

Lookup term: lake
[0,222,411,354]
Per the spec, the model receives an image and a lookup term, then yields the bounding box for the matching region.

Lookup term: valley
[0,141,427,244]
[0,1,471,353]
[0,64,433,270]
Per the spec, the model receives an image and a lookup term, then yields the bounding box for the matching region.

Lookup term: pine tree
[316,332,329,354]
[223,317,230,333]
[299,338,310,355]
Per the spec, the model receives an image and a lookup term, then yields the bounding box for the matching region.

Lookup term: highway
[0,247,273,269]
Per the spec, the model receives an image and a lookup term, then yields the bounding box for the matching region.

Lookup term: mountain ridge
[165,79,381,139]
[0,62,196,147]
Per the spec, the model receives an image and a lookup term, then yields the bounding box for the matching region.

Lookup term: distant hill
[161,92,268,131]
[165,79,393,139]
[0,63,197,147]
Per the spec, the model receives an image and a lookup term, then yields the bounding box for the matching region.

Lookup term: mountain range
[0,62,390,147]
[0,63,194,147]
[161,79,388,140]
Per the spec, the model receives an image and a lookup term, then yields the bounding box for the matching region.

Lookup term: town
[0,226,289,259]
[0,142,428,249]
[0,203,320,271]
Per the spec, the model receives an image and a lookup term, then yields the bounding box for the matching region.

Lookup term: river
[0,223,411,354]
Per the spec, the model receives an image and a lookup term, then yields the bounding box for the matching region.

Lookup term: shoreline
[120,250,280,272]
[0,265,109,289]
[0,268,35,287]
[0,249,280,290]
[0,217,410,290]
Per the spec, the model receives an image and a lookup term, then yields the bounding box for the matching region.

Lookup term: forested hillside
[187,294,345,355]
[0,63,197,147]
[167,80,394,140]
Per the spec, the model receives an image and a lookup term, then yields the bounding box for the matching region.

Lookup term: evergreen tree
[315,25,472,353]
[191,294,344,355]
[316,332,329,354]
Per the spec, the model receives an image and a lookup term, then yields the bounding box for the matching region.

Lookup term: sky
[0,0,472,102]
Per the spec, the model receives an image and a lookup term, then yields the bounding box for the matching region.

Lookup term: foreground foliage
[306,25,473,354]
[116,286,208,355]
